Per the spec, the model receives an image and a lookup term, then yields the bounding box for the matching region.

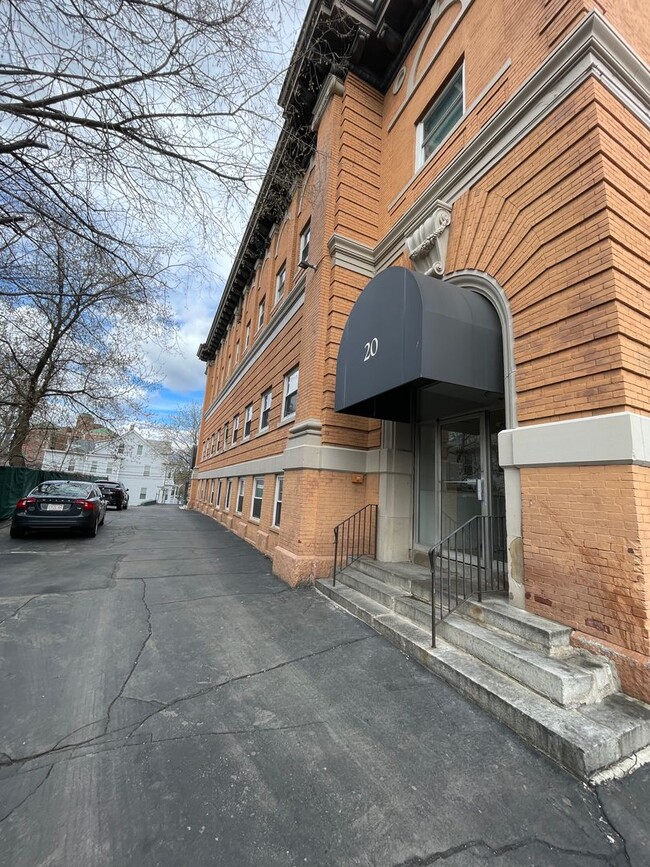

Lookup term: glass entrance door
[439,416,483,546]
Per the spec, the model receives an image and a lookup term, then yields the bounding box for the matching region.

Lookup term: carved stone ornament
[405,201,452,276]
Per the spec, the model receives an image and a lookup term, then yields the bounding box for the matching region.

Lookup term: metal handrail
[332,504,378,585]
[428,514,507,647]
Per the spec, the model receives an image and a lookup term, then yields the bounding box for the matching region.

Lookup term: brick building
[191,1,649,707]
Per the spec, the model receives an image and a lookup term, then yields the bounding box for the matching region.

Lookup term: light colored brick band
[499,412,650,468]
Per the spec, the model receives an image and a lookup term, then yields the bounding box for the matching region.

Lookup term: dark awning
[334,267,504,422]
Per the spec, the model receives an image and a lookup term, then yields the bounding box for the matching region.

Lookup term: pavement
[0,505,648,866]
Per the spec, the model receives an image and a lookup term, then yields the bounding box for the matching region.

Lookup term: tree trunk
[7,405,35,467]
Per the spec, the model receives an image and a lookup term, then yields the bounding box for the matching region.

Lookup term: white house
[42,428,181,504]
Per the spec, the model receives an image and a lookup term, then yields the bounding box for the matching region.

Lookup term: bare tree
[161,400,202,496]
[0,0,298,260]
[0,226,171,465]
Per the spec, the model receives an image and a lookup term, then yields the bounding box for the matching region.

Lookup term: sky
[142,2,310,426]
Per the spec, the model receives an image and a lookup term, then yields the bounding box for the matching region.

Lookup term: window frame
[236,478,245,513]
[282,366,299,422]
[259,389,272,432]
[257,297,265,331]
[273,474,283,527]
[275,263,286,304]
[244,404,253,440]
[251,476,264,520]
[417,64,464,167]
[299,222,311,266]
[216,478,222,507]
[223,421,229,449]
[139,487,147,500]
[225,478,232,511]
[143,464,151,477]
[232,414,240,445]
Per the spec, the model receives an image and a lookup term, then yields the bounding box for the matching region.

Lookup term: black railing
[332,504,378,585]
[428,514,507,647]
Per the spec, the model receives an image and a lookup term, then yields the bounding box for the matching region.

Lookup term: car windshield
[32,482,93,497]
[98,482,117,488]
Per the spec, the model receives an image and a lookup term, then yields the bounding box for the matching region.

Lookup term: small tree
[161,401,202,497]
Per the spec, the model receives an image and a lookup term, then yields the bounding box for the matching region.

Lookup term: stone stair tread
[315,577,649,778]
[439,613,615,706]
[464,597,572,653]
[335,566,407,608]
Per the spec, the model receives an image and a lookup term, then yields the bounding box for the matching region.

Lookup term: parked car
[96,480,129,510]
[10,480,107,539]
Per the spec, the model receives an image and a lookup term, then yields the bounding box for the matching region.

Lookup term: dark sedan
[10,480,107,539]
[96,481,129,510]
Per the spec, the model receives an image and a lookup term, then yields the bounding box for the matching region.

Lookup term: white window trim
[236,478,245,513]
[259,389,272,433]
[416,64,465,170]
[251,476,264,521]
[275,264,286,304]
[272,474,283,528]
[233,414,240,445]
[224,478,232,511]
[281,366,299,422]
[299,223,311,265]
[244,404,253,440]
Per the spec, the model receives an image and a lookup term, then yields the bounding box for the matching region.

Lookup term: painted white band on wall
[499,412,650,468]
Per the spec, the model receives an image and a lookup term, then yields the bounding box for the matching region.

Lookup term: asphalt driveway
[0,505,648,866]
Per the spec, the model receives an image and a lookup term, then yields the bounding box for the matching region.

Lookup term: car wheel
[99,512,105,526]
[84,517,99,538]
[10,526,24,539]
[116,503,122,511]
[123,502,128,510]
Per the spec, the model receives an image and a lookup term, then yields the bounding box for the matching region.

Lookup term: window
[299,223,311,265]
[143,465,151,476]
[216,479,222,507]
[282,367,299,421]
[225,478,232,511]
[275,264,286,304]
[137,444,143,456]
[260,389,272,432]
[273,475,283,527]
[232,414,240,445]
[139,487,147,500]
[236,478,245,513]
[216,429,221,452]
[90,461,98,473]
[235,341,240,364]
[419,65,463,163]
[257,298,265,331]
[106,464,113,477]
[251,477,264,519]
[67,462,75,472]
[210,433,215,455]
[209,480,215,504]
[224,422,229,448]
[244,404,253,439]
[117,443,125,454]
[244,321,251,349]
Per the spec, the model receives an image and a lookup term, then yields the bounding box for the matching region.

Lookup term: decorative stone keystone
[405,201,452,276]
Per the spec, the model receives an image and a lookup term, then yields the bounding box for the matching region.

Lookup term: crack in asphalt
[125,634,372,740]
[592,783,633,866]
[0,595,38,626]
[0,765,53,825]
[393,834,623,866]
[150,587,290,606]
[0,635,371,768]
[103,577,152,736]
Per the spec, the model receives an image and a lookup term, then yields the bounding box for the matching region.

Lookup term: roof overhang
[335,267,504,422]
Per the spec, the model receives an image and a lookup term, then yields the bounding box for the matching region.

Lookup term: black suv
[96,481,129,510]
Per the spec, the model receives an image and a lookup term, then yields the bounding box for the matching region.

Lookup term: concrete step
[315,577,650,779]
[463,597,573,657]
[352,558,426,595]
[394,595,433,631]
[438,615,616,707]
[335,566,405,610]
